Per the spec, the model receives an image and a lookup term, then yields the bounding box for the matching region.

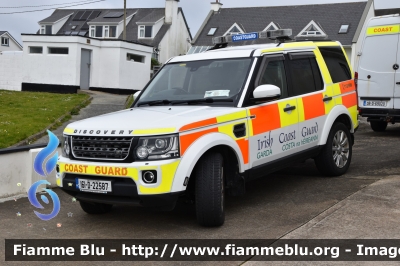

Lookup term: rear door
[394,22,400,108]
[358,20,400,109]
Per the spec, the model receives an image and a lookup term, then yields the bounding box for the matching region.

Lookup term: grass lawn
[0,90,90,149]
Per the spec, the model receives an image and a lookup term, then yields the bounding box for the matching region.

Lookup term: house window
[110,26,117,38]
[104,26,109,38]
[263,22,280,32]
[90,26,95,37]
[208,28,217,36]
[1,37,9,46]
[95,26,103,37]
[45,25,52,34]
[339,25,349,34]
[228,26,241,35]
[224,23,244,36]
[127,53,145,63]
[29,47,43,54]
[139,25,152,38]
[48,47,69,55]
[40,26,45,34]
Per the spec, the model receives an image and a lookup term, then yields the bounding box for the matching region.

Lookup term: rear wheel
[195,152,225,227]
[315,122,352,177]
[370,121,387,132]
[79,201,113,214]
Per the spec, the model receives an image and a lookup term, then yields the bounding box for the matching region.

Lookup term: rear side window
[288,57,323,96]
[319,47,351,83]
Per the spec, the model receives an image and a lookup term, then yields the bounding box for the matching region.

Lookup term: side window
[258,60,288,99]
[319,47,351,83]
[288,55,323,96]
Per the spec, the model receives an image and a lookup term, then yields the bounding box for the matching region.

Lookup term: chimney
[211,0,223,12]
[165,0,179,24]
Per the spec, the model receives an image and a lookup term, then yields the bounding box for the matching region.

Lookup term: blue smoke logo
[34,130,59,176]
[30,130,61,221]
[28,180,60,221]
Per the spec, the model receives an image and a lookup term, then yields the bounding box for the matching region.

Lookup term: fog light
[142,171,157,184]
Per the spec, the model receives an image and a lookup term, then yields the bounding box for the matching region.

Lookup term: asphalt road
[1,119,400,266]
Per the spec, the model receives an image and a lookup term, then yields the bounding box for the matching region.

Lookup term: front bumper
[56,157,182,209]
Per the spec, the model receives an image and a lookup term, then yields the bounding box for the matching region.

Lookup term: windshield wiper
[137,99,172,106]
[171,98,234,105]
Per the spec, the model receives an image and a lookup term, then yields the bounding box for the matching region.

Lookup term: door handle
[323,96,333,102]
[283,105,296,112]
[396,82,400,85]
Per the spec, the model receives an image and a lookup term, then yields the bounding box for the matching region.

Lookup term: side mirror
[253,85,281,99]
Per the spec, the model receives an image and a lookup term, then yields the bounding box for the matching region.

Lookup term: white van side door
[358,22,400,109]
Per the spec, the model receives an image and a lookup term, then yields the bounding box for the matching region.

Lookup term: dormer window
[223,23,244,36]
[41,25,52,35]
[263,22,280,32]
[1,37,9,46]
[139,25,152,38]
[89,25,117,38]
[297,20,327,37]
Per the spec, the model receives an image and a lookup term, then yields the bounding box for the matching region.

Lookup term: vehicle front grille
[71,136,133,160]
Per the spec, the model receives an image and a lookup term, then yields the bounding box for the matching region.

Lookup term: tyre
[315,122,352,177]
[79,201,113,214]
[195,152,225,227]
[370,121,387,132]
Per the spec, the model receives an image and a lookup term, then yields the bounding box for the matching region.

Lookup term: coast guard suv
[57,30,358,226]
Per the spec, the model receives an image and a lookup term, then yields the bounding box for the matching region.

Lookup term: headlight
[135,134,180,160]
[62,135,70,157]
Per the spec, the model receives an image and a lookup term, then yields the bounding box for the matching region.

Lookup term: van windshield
[136,58,253,106]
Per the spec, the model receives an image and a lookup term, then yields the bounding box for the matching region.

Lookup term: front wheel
[370,121,387,132]
[315,122,352,177]
[195,152,225,227]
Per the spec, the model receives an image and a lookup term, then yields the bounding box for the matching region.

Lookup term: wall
[52,14,73,34]
[159,11,191,63]
[21,35,152,91]
[0,33,23,52]
[0,52,23,91]
[0,147,60,199]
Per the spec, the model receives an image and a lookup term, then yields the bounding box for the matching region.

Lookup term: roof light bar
[212,29,293,45]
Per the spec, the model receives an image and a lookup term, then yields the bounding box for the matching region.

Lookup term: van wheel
[195,152,225,227]
[315,123,352,177]
[370,121,387,132]
[79,201,113,214]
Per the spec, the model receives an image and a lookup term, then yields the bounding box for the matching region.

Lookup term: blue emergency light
[212,29,293,45]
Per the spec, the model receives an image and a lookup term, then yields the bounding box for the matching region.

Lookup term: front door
[247,54,300,168]
[80,49,92,90]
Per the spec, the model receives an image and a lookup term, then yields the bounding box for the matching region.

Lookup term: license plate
[363,100,387,107]
[76,179,112,193]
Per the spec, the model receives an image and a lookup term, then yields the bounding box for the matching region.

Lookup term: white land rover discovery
[57,30,358,226]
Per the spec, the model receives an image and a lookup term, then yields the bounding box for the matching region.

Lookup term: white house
[21,34,153,94]
[36,0,191,64]
[17,0,192,94]
[0,31,23,52]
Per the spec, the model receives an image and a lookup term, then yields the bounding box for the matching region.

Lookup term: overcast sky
[0,0,397,45]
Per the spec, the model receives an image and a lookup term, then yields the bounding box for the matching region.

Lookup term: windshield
[136,58,253,106]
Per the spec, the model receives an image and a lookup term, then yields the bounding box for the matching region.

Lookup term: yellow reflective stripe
[278,99,298,127]
[335,95,343,106]
[315,42,340,47]
[324,87,336,115]
[139,161,180,194]
[56,178,61,186]
[297,98,305,123]
[332,83,342,96]
[216,110,247,124]
[133,128,176,135]
[261,47,284,53]
[367,25,400,35]
[64,128,74,134]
